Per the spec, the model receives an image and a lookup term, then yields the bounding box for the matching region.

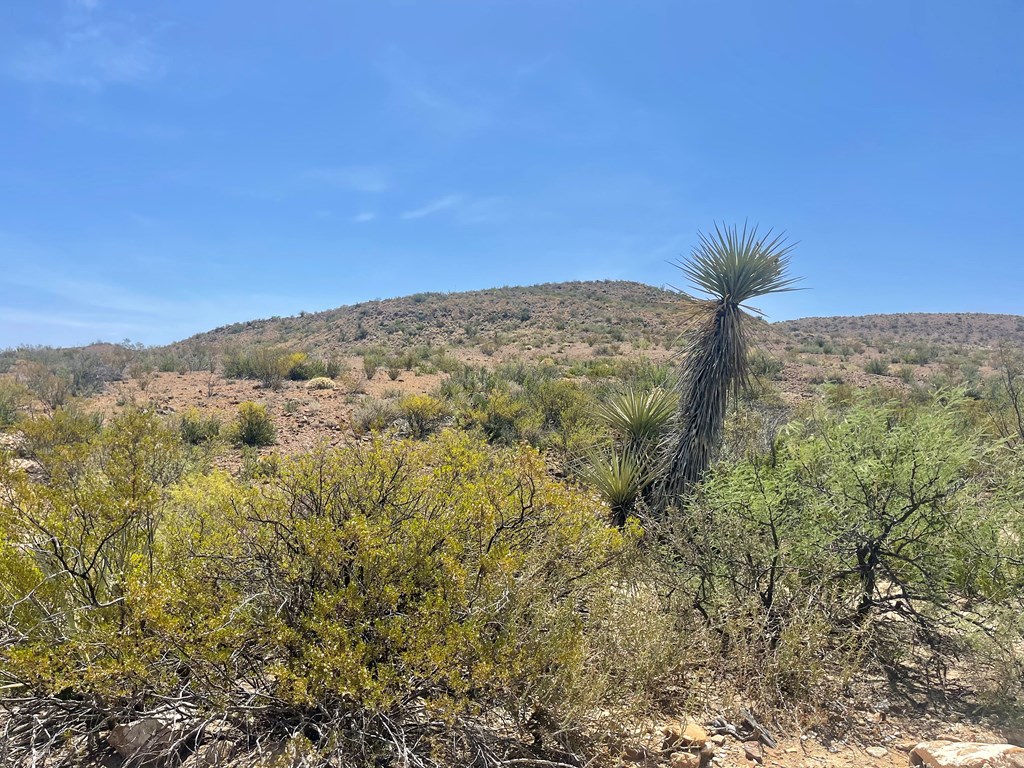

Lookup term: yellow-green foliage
[1,408,185,692]
[0,377,30,426]
[17,403,103,457]
[463,389,544,445]
[1,426,642,761]
[222,346,341,388]
[226,400,276,446]
[397,393,447,438]
[178,407,221,444]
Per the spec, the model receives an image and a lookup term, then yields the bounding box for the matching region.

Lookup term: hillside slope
[181,281,1024,357]
[182,281,684,356]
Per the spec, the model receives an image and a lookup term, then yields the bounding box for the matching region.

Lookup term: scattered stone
[0,432,26,453]
[664,720,709,751]
[743,741,763,764]
[671,752,701,768]
[621,745,653,763]
[910,741,1024,768]
[710,735,726,746]
[8,457,42,476]
[108,718,177,763]
[866,745,889,758]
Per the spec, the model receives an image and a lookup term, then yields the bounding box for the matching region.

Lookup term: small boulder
[866,746,889,759]
[743,741,764,764]
[664,720,709,750]
[108,718,176,763]
[671,752,701,768]
[910,742,1024,768]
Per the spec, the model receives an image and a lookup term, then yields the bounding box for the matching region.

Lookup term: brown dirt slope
[178,281,1024,358]
[180,280,684,356]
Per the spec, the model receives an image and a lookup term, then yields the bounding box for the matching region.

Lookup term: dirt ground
[635,712,1016,768]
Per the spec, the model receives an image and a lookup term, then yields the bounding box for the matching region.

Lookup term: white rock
[910,741,1024,768]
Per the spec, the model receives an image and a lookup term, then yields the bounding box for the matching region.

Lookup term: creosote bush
[178,407,221,444]
[0,378,30,427]
[0,424,659,767]
[398,393,447,438]
[226,400,276,446]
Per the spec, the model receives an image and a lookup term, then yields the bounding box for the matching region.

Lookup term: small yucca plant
[581,446,653,528]
[660,222,800,503]
[596,387,677,448]
[585,387,676,526]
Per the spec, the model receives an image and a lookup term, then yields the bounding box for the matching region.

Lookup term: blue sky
[2,1,1023,347]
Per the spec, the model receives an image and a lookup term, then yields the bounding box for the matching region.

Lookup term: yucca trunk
[662,300,746,499]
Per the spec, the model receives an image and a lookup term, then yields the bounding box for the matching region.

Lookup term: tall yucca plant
[660,222,799,503]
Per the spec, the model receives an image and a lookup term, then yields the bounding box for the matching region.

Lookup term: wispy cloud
[128,211,158,227]
[7,3,165,89]
[353,212,376,223]
[303,166,389,193]
[376,48,493,136]
[0,268,301,347]
[401,195,463,220]
[0,307,143,334]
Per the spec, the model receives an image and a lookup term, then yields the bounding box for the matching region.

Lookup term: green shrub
[239,445,280,479]
[223,346,290,389]
[227,401,276,446]
[178,407,221,445]
[464,390,542,445]
[863,358,889,376]
[363,353,382,380]
[351,398,397,435]
[0,378,30,427]
[749,351,784,378]
[21,362,72,409]
[657,394,1022,709]
[397,393,447,438]
[223,346,340,387]
[18,404,103,457]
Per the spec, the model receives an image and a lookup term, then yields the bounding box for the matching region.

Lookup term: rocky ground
[21,711,1016,768]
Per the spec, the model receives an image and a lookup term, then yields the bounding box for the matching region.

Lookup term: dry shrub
[0,424,671,767]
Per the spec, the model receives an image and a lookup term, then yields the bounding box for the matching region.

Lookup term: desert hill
[181,280,683,358]
[180,280,1024,359]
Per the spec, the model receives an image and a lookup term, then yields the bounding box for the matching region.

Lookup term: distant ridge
[777,312,1024,348]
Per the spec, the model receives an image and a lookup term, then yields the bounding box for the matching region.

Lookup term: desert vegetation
[1,239,1024,767]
